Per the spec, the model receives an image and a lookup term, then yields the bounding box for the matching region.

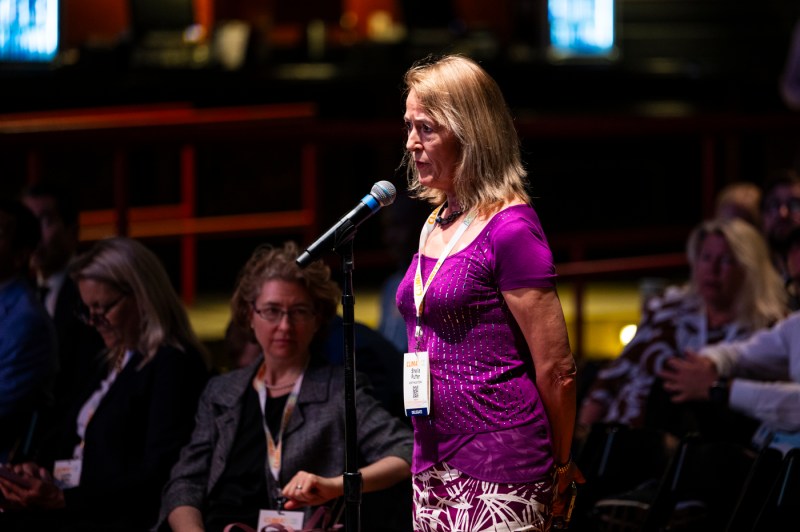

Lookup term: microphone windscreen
[371,181,397,207]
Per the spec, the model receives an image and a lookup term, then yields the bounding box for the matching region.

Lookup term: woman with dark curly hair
[158,241,412,532]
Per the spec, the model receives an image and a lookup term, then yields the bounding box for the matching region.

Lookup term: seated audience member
[660,226,800,454]
[577,218,788,444]
[761,170,800,285]
[157,241,413,532]
[0,237,210,532]
[0,199,57,463]
[21,183,104,444]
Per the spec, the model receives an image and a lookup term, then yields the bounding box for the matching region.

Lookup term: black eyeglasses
[252,304,316,325]
[75,294,127,327]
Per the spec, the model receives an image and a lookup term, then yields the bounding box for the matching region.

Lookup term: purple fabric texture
[397,204,557,482]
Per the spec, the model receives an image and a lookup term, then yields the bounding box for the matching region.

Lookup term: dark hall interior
[2,0,800,359]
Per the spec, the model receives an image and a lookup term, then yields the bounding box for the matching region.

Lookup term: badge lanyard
[412,203,476,350]
[73,349,133,459]
[253,365,305,485]
[404,205,475,417]
[57,349,132,488]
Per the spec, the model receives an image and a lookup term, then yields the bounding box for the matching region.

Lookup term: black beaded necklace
[435,202,464,227]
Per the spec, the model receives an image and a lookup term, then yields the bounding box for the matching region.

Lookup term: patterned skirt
[412,462,553,532]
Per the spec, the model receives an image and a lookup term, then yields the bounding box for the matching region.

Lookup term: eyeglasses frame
[76,293,128,327]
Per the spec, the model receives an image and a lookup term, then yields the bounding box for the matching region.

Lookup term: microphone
[297,181,397,267]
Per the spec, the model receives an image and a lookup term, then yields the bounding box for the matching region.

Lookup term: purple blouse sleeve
[491,206,557,291]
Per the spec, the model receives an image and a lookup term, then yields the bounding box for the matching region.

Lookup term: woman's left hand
[281,470,343,510]
[552,462,585,526]
[0,462,66,510]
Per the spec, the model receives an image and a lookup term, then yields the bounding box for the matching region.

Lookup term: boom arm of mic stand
[297,217,358,267]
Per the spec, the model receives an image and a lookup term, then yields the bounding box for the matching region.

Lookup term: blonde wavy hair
[402,54,529,216]
[687,217,788,330]
[70,237,208,365]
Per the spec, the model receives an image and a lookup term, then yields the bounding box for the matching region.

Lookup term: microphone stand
[296,181,396,532]
[335,238,362,532]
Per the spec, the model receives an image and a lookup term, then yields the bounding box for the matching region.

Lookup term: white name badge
[403,351,431,416]
[259,509,305,531]
[53,459,82,489]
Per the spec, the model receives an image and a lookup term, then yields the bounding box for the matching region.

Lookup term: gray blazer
[156,356,412,529]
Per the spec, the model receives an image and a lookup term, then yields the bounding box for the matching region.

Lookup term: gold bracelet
[555,459,572,475]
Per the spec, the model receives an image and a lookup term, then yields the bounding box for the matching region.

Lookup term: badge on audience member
[53,459,82,489]
[259,509,304,530]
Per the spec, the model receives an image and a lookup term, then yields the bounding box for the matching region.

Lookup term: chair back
[642,434,757,532]
[573,423,674,530]
[591,433,758,532]
[724,446,783,532]
[750,447,800,531]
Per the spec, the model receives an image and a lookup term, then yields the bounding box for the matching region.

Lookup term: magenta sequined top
[397,204,558,483]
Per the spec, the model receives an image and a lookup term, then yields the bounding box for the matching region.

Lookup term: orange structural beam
[0,103,316,136]
[79,210,316,241]
[556,252,689,279]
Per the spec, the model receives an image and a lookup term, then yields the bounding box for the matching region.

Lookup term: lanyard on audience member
[73,349,133,459]
[413,204,476,350]
[253,363,305,482]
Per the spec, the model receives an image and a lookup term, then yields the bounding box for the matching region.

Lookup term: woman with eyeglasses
[0,237,210,532]
[157,241,412,532]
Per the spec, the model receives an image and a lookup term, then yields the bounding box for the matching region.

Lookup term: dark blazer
[156,356,413,531]
[41,343,209,531]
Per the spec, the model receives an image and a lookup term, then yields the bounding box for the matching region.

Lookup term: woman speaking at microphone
[396,54,583,531]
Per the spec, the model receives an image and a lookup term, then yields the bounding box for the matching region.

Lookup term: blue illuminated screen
[0,0,59,62]
[548,0,615,58]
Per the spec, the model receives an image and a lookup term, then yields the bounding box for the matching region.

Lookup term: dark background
[2,0,800,295]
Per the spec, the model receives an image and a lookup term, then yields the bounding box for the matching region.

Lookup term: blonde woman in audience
[0,237,210,532]
[578,217,788,443]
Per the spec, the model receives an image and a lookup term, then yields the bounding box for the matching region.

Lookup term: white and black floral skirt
[412,462,553,532]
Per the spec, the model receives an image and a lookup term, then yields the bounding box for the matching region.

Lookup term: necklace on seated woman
[435,202,464,227]
[264,380,297,390]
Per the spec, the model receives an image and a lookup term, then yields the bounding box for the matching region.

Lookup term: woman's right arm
[168,505,205,532]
